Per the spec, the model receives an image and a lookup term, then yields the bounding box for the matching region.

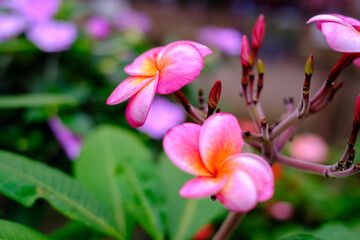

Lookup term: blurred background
[1,0,360,239]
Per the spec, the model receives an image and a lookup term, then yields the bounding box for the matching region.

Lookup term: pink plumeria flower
[0,13,26,42]
[267,201,293,221]
[307,14,360,53]
[163,113,274,213]
[85,16,112,40]
[137,97,186,140]
[289,134,329,164]
[10,0,61,23]
[107,40,212,128]
[27,20,77,52]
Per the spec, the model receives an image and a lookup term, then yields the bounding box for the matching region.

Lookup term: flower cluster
[107,12,360,216]
[0,0,77,52]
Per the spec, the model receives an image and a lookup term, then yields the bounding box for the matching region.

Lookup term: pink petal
[321,22,360,52]
[27,20,77,52]
[137,96,186,139]
[125,73,158,128]
[199,113,243,174]
[11,0,61,23]
[0,13,26,42]
[216,170,257,213]
[172,40,213,57]
[163,123,212,176]
[179,176,226,198]
[307,14,353,29]
[155,42,203,94]
[106,76,154,105]
[124,47,163,77]
[353,57,360,68]
[220,153,274,202]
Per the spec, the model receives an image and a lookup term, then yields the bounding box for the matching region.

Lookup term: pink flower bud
[208,80,222,110]
[251,14,265,51]
[354,94,360,124]
[240,35,250,67]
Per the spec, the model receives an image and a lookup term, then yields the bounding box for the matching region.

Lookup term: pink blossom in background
[196,26,242,56]
[114,10,152,33]
[268,201,294,221]
[0,13,26,42]
[27,20,77,52]
[163,113,274,213]
[48,116,82,160]
[107,40,212,128]
[137,97,186,140]
[289,134,329,163]
[10,0,61,23]
[85,16,112,40]
[0,0,77,52]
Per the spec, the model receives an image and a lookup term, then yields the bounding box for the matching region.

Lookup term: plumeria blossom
[163,113,274,212]
[289,134,329,163]
[137,97,186,140]
[307,14,360,53]
[0,0,77,52]
[107,40,212,128]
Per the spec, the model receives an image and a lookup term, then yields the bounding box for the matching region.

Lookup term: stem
[275,154,360,178]
[173,91,205,124]
[213,212,245,240]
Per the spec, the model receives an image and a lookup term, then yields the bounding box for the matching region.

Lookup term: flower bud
[240,35,250,67]
[208,80,222,110]
[305,54,314,76]
[354,94,360,124]
[251,14,265,51]
[257,59,264,75]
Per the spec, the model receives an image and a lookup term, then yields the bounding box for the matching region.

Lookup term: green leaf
[0,150,124,240]
[74,125,165,240]
[279,234,322,240]
[0,219,50,240]
[50,221,102,240]
[0,93,77,109]
[159,153,226,240]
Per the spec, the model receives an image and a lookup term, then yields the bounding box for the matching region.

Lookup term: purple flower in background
[0,0,77,52]
[27,20,77,52]
[196,26,242,56]
[48,116,82,160]
[85,16,112,40]
[114,10,152,33]
[138,97,186,140]
[10,0,61,23]
[0,13,26,41]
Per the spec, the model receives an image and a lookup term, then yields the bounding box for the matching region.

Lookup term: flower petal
[199,113,243,174]
[156,42,203,94]
[0,13,26,42]
[353,57,360,68]
[106,76,154,105]
[172,40,213,57]
[220,153,274,202]
[216,170,257,213]
[321,22,360,52]
[124,47,163,77]
[125,73,158,128]
[180,176,226,198]
[163,123,212,176]
[27,20,77,52]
